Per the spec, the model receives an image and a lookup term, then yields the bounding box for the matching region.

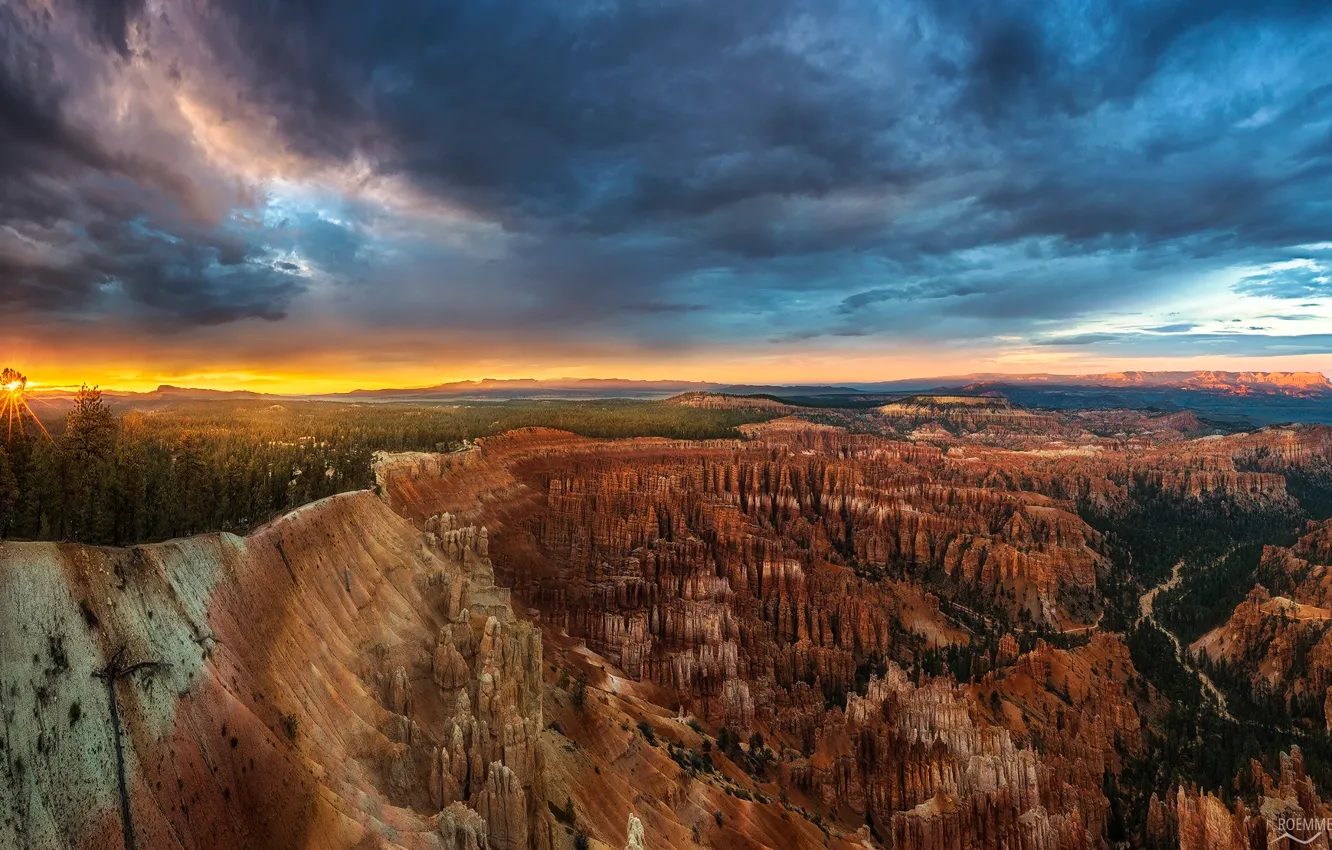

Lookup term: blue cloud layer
[1,0,1331,362]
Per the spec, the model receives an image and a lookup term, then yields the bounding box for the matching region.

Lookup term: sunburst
[1,368,51,442]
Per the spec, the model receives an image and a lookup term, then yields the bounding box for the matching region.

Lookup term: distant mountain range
[30,371,1332,426]
[338,377,718,399]
[939,370,1332,397]
[36,378,717,403]
[897,371,1332,426]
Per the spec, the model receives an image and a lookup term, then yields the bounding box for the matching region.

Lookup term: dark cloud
[0,218,303,324]
[0,25,112,181]
[836,277,1018,315]
[948,0,1332,125]
[1027,330,1332,358]
[70,0,148,58]
[201,0,917,238]
[2,0,1331,359]
[0,3,304,325]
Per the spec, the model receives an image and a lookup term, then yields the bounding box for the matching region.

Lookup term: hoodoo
[7,419,1332,848]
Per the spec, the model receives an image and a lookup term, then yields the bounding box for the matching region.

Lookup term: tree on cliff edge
[62,384,116,540]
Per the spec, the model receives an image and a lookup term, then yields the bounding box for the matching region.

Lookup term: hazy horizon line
[21,366,1332,397]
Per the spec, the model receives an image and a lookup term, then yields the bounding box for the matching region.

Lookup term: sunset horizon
[7,356,1332,396]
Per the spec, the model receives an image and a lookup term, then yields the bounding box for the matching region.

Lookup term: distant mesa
[152,384,268,399]
[941,370,1332,397]
[340,377,722,400]
[715,383,862,396]
[664,391,793,411]
[878,394,1014,410]
[877,394,1061,431]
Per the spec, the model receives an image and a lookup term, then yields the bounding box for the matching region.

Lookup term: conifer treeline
[0,392,773,546]
[0,388,372,543]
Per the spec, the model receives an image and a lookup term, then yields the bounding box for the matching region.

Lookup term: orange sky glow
[9,344,1330,395]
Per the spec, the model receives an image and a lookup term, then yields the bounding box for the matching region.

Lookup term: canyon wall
[1194,519,1332,729]
[0,490,552,850]
[6,419,1331,849]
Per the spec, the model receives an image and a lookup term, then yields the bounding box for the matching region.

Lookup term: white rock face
[624,813,646,850]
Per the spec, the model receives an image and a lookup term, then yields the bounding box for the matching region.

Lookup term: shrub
[637,720,657,745]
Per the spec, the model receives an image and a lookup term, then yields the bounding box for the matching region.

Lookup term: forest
[0,390,776,546]
[1093,482,1332,846]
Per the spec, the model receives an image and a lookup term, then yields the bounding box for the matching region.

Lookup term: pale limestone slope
[0,490,551,850]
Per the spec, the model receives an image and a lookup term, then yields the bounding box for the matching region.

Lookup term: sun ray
[1,368,52,443]
[18,397,51,440]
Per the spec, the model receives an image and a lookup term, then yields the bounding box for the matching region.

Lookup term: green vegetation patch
[0,395,778,546]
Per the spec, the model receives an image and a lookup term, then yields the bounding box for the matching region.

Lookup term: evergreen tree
[0,395,777,546]
[62,385,117,541]
[0,447,17,538]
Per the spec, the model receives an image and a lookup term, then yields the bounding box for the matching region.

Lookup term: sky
[2,0,1331,392]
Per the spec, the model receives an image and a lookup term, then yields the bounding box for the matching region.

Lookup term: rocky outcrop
[0,488,553,850]
[667,392,794,412]
[1175,787,1250,849]
[624,813,646,850]
[438,803,489,850]
[371,424,1332,848]
[992,370,1332,397]
[877,395,1063,433]
[1194,520,1332,729]
[1153,748,1330,849]
[476,762,529,850]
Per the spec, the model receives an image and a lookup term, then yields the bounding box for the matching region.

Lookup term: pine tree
[63,385,117,541]
[0,447,17,538]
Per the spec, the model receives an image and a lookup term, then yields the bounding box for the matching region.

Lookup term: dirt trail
[1138,559,1183,622]
[1137,558,1234,721]
[1059,610,1104,635]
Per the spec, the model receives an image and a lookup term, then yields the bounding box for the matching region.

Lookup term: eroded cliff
[0,490,552,850]
[8,416,1332,850]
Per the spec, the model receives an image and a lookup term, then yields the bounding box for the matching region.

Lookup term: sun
[0,367,50,442]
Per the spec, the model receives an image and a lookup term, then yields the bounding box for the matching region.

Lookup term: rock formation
[624,813,646,850]
[1153,748,1330,849]
[877,394,1064,432]
[8,414,1332,849]
[0,489,552,850]
[1194,519,1332,729]
[371,421,1332,849]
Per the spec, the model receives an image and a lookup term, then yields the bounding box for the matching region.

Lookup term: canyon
[1194,519,1332,731]
[4,402,1332,848]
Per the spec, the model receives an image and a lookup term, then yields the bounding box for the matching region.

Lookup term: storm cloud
[1,0,1331,379]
